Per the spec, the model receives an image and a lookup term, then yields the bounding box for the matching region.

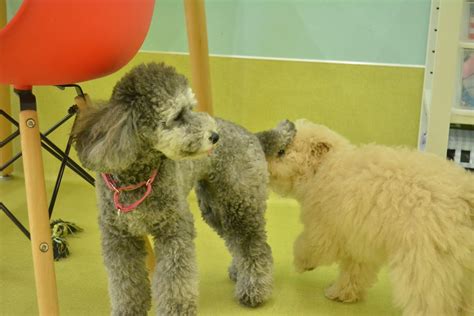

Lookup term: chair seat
[0,0,154,89]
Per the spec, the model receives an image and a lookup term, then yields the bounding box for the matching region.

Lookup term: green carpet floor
[0,172,399,315]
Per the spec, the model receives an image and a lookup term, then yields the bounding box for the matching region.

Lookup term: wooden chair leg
[0,84,13,176]
[184,0,213,114]
[18,90,59,316]
[0,1,13,177]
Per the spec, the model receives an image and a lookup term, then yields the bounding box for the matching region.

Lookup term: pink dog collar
[101,169,158,213]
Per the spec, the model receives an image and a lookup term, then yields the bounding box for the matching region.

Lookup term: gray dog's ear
[72,102,139,172]
[276,119,296,143]
[255,119,296,157]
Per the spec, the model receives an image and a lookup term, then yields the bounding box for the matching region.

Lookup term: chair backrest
[0,0,155,89]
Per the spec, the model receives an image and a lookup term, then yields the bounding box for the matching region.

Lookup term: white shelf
[419,0,467,157]
[422,89,432,117]
[451,106,474,124]
[460,41,474,49]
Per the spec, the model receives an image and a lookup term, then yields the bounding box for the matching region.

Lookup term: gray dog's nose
[209,132,219,144]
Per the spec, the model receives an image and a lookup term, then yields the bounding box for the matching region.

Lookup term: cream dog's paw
[324,282,362,303]
[293,256,315,273]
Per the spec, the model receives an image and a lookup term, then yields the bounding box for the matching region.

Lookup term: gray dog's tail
[255,120,296,157]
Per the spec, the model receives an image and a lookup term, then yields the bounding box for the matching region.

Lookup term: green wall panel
[145,0,430,65]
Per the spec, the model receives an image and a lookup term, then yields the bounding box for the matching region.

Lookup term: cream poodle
[257,119,473,316]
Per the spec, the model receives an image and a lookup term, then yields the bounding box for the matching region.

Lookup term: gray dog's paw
[236,288,267,307]
[158,301,197,316]
[111,308,148,316]
[228,264,238,282]
[235,276,272,307]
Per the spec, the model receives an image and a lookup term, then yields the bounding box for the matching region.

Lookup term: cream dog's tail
[460,172,474,315]
[466,173,474,225]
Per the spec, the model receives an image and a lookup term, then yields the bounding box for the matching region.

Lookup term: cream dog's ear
[72,102,140,172]
[306,140,331,174]
[310,141,331,158]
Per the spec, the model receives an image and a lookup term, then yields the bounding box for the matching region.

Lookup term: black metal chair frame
[0,84,94,240]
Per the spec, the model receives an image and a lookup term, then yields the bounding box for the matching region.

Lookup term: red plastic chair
[0,1,154,315]
[0,0,154,88]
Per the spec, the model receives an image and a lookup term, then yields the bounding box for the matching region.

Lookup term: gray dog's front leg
[227,230,273,307]
[101,226,151,316]
[152,215,198,316]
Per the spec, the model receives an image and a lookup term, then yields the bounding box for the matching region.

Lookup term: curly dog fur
[257,119,474,316]
[73,63,272,315]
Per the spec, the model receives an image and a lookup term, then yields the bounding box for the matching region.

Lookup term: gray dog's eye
[277,149,285,157]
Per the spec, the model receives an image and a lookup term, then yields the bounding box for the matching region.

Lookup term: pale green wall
[7,0,430,65]
[147,0,430,65]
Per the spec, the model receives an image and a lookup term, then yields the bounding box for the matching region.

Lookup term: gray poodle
[72,63,273,315]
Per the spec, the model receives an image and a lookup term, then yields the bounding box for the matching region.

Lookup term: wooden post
[18,96,60,316]
[0,0,13,176]
[184,0,213,114]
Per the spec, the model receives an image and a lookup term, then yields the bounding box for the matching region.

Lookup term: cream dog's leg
[324,259,380,303]
[293,226,340,273]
